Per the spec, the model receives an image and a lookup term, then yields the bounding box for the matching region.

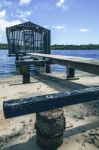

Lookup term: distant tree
[0,43,8,49]
[51,44,99,50]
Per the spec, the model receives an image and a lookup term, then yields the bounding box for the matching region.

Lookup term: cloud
[43,24,66,30]
[43,25,50,29]
[56,0,65,7]
[0,6,22,43]
[80,28,89,32]
[0,19,21,29]
[0,19,21,43]
[16,9,32,21]
[0,10,6,18]
[52,25,65,30]
[19,0,32,5]
[56,0,69,10]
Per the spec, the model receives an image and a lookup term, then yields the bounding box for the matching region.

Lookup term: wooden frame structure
[6,21,51,55]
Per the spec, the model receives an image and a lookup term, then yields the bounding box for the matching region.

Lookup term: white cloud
[56,0,65,7]
[0,19,22,43]
[56,0,69,10]
[0,19,21,29]
[0,28,7,43]
[43,25,50,29]
[16,9,32,21]
[0,10,6,18]
[19,0,32,5]
[80,28,89,32]
[52,25,65,30]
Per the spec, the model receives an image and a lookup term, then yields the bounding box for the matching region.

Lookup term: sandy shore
[0,71,99,150]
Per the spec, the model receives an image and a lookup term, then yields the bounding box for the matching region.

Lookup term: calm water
[0,49,99,76]
[0,50,16,77]
[52,50,99,72]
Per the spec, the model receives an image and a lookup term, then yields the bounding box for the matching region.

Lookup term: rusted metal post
[21,65,30,84]
[66,67,75,79]
[35,109,65,150]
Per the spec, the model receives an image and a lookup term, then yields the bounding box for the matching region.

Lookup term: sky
[0,0,99,45]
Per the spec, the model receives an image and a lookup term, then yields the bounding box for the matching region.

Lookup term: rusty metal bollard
[35,108,65,150]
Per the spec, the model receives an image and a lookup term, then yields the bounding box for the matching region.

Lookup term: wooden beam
[3,87,99,118]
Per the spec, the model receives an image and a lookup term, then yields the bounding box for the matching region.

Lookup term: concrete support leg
[22,65,30,84]
[45,63,51,73]
[45,60,51,73]
[35,108,65,150]
[66,67,75,80]
[16,53,19,61]
[20,67,23,75]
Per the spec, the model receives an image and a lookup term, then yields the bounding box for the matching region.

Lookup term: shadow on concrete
[31,72,88,92]
[9,81,39,86]
[3,120,99,150]
[64,120,99,138]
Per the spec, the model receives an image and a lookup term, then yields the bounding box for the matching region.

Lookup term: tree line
[0,43,99,50]
[51,44,99,50]
[0,43,8,49]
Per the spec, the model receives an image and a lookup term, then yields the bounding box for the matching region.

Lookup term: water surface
[0,49,99,76]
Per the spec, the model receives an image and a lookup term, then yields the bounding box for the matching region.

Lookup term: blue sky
[0,0,99,44]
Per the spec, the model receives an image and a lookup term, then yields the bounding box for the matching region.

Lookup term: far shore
[0,43,99,50]
[0,48,99,50]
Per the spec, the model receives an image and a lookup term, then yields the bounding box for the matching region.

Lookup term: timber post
[35,109,65,150]
[21,64,30,84]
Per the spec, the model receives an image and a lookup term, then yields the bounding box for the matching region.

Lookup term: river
[0,49,99,76]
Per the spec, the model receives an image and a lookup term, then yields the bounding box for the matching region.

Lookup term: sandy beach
[0,71,99,150]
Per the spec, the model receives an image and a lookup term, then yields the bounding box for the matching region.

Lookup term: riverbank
[0,71,99,150]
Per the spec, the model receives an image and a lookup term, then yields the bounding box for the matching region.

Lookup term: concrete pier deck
[28,53,99,75]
